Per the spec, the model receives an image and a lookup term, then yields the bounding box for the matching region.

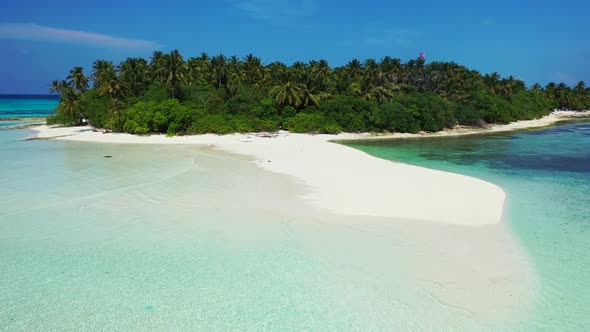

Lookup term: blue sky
[1,0,589,94]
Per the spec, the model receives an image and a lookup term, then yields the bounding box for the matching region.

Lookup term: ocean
[346,121,590,331]
[1,97,588,331]
[0,94,58,120]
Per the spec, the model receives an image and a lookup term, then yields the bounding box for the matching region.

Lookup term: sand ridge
[29,130,504,226]
[29,110,588,225]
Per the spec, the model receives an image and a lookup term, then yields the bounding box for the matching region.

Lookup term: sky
[0,0,589,94]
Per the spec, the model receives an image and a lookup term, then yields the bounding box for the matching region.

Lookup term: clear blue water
[1,96,588,331]
[345,121,590,331]
[0,94,58,119]
[5,127,525,331]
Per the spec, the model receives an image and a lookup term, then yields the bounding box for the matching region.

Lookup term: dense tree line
[48,50,590,135]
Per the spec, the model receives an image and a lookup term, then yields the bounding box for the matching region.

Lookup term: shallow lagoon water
[346,120,590,331]
[0,95,578,331]
[1,126,534,331]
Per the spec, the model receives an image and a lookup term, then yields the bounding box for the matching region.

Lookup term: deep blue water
[0,94,59,119]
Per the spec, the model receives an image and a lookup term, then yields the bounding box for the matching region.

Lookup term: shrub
[180,83,225,112]
[167,122,179,136]
[121,99,196,134]
[46,113,77,126]
[319,96,376,132]
[253,98,278,118]
[470,91,513,124]
[283,113,341,134]
[256,118,280,132]
[141,83,170,102]
[370,102,421,133]
[78,89,109,128]
[188,114,233,134]
[456,104,483,126]
[281,105,297,118]
[152,112,168,132]
[123,120,149,135]
[231,116,256,133]
[223,87,261,115]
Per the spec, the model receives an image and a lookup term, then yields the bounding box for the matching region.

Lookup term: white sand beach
[30,110,588,226]
[31,126,504,226]
[29,113,590,327]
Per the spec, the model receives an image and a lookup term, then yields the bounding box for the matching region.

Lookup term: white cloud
[0,23,161,49]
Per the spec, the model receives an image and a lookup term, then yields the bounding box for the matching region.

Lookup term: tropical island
[47,50,590,135]
[4,0,590,326]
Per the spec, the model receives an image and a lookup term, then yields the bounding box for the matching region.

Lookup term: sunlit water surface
[1,95,586,331]
[346,120,590,331]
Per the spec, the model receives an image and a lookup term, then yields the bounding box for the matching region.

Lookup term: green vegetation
[48,51,590,134]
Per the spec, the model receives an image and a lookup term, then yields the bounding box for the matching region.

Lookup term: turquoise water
[0,95,58,119]
[0,96,587,331]
[346,121,590,331]
[2,127,531,331]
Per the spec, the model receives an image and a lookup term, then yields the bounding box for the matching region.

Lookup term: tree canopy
[47,50,590,135]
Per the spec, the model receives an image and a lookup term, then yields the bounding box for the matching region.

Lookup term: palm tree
[300,78,331,107]
[224,72,242,98]
[555,83,569,98]
[243,53,264,85]
[210,54,228,90]
[497,78,514,97]
[269,82,305,109]
[99,79,127,101]
[308,59,333,95]
[291,61,309,83]
[575,81,586,94]
[92,60,116,90]
[364,58,383,85]
[372,84,398,103]
[380,57,402,83]
[483,72,501,95]
[119,57,149,97]
[574,81,588,109]
[150,51,167,84]
[228,55,241,74]
[57,86,80,120]
[345,59,363,81]
[333,68,352,94]
[164,50,187,99]
[265,61,288,86]
[48,80,67,94]
[197,52,212,83]
[509,76,526,94]
[93,78,127,128]
[531,83,543,93]
[67,66,89,93]
[552,82,572,109]
[349,79,396,104]
[187,57,206,85]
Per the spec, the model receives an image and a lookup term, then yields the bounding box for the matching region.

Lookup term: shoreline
[0,117,47,122]
[28,110,589,226]
[24,111,561,323]
[335,110,590,141]
[5,123,538,328]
